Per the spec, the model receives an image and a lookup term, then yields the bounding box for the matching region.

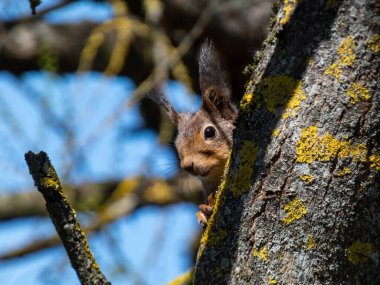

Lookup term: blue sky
[0,1,202,284]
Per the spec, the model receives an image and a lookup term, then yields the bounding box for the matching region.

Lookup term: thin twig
[78,0,219,149]
[24,151,111,285]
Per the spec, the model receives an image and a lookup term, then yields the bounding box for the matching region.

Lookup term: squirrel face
[175,106,235,194]
[147,41,237,195]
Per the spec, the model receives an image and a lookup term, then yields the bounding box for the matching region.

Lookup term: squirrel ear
[202,86,237,121]
[146,88,179,126]
[199,40,236,121]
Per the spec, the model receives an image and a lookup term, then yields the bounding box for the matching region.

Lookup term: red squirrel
[148,41,237,226]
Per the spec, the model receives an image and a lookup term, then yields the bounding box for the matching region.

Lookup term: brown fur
[147,41,237,199]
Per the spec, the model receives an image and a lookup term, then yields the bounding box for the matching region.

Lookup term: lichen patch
[306,235,315,250]
[252,244,268,261]
[258,75,305,117]
[229,140,258,197]
[240,92,254,112]
[280,0,299,25]
[325,36,356,81]
[299,174,315,184]
[368,34,380,53]
[296,126,367,164]
[346,82,371,104]
[282,198,308,225]
[348,240,373,265]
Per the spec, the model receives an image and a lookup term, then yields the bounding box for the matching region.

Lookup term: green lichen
[296,126,367,163]
[348,240,373,265]
[230,140,258,197]
[282,198,308,225]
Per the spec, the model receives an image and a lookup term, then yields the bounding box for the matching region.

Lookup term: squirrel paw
[196,192,216,228]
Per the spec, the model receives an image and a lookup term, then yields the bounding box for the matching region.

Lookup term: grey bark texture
[25,151,111,285]
[194,0,379,284]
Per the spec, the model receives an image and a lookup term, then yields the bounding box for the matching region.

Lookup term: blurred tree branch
[0,175,202,260]
[0,0,272,100]
[0,176,202,221]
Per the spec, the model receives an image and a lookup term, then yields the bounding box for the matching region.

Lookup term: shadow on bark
[194,1,344,283]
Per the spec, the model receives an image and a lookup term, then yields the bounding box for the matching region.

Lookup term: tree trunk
[194,0,380,284]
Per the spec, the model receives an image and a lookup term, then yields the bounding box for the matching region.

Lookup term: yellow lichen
[272,129,280,138]
[41,177,59,188]
[268,277,277,284]
[368,34,380,53]
[299,174,315,184]
[346,82,371,104]
[143,180,174,204]
[296,126,368,164]
[280,0,299,25]
[338,37,356,65]
[215,266,223,278]
[201,229,228,247]
[348,240,373,265]
[259,75,305,115]
[166,269,193,285]
[369,154,380,170]
[230,141,258,197]
[306,235,315,250]
[324,62,342,80]
[113,178,139,199]
[240,92,254,112]
[282,80,306,119]
[198,157,231,259]
[334,167,351,177]
[325,0,336,9]
[252,244,268,261]
[282,198,308,225]
[325,36,356,81]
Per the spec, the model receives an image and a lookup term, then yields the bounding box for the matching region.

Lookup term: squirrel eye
[204,126,216,139]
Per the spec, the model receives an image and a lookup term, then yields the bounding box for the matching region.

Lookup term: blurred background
[0,0,271,284]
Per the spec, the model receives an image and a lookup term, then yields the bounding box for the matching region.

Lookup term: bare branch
[24,150,110,285]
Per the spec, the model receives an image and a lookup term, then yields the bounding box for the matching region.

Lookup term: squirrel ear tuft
[199,40,226,94]
[146,88,179,126]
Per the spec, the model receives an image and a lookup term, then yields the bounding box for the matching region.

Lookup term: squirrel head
[148,41,237,194]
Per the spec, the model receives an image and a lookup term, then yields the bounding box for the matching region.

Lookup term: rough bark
[25,151,111,285]
[194,0,379,284]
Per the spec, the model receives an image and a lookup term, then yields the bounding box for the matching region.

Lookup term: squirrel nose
[182,161,195,174]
